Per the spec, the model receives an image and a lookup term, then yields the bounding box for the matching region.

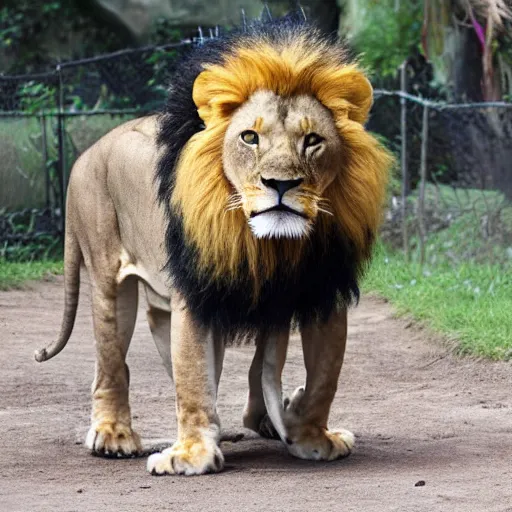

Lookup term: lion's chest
[166,214,361,333]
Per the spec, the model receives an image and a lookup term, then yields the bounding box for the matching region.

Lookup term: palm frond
[459,0,512,29]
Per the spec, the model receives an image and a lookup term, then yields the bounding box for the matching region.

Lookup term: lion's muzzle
[247,177,312,239]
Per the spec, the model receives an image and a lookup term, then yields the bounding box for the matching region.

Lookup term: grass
[2,242,511,360]
[0,259,63,290]
[425,210,512,267]
[364,243,512,360]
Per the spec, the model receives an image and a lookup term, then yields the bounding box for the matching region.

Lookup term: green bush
[349,0,423,78]
[0,114,134,210]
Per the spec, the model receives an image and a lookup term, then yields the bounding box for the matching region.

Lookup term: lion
[35,18,392,476]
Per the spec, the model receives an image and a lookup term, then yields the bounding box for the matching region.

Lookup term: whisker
[243,192,262,199]
[296,190,321,198]
[223,204,244,219]
[226,197,243,208]
[297,195,323,205]
[226,201,243,209]
[317,206,334,216]
[225,204,243,213]
[315,196,333,216]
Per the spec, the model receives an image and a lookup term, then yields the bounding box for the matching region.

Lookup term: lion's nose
[261,178,304,201]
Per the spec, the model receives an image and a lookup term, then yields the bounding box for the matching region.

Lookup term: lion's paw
[286,426,354,461]
[147,434,224,476]
[243,409,281,440]
[284,386,354,461]
[85,421,141,458]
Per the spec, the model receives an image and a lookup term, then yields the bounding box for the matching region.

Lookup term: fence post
[56,64,66,231]
[418,105,429,266]
[40,115,50,210]
[400,60,410,261]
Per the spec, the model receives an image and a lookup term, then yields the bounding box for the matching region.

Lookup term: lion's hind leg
[243,330,290,441]
[144,285,172,379]
[285,386,354,461]
[86,274,142,457]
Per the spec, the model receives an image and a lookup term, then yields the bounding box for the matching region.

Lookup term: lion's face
[222,90,344,239]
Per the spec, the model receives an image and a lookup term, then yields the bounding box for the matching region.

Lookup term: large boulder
[90,0,340,41]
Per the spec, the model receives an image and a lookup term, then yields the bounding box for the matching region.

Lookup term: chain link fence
[372,89,512,268]
[1,40,511,266]
[0,39,199,259]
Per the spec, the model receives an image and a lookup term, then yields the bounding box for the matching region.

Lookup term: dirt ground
[0,276,511,512]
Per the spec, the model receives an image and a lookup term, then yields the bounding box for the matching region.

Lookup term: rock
[90,0,340,42]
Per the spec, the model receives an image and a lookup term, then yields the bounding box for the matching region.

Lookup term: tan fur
[243,329,289,440]
[253,116,264,132]
[69,117,166,457]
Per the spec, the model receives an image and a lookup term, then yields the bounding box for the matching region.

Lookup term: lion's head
[157,19,393,332]
[222,90,344,240]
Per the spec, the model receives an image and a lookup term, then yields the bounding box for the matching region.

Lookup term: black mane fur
[156,17,364,336]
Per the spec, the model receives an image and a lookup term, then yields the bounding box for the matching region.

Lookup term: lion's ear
[192,70,214,125]
[342,72,374,124]
[314,67,373,125]
[192,68,243,127]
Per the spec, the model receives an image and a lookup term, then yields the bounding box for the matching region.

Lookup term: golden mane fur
[171,32,393,288]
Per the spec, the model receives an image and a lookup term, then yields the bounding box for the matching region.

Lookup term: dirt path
[0,276,511,512]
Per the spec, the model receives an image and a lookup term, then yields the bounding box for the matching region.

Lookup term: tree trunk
[424,0,484,101]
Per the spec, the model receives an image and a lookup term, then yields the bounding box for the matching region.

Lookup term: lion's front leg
[284,307,354,461]
[147,307,225,476]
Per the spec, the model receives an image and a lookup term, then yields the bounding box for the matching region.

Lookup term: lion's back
[68,115,158,190]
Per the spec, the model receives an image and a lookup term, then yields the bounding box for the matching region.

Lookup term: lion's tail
[34,226,81,363]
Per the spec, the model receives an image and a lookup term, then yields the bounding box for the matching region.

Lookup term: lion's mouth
[248,205,311,239]
[250,203,308,219]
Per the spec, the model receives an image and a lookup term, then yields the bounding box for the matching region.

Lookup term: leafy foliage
[148,17,183,46]
[350,0,424,78]
[0,1,125,74]
[0,209,62,262]
[18,81,57,113]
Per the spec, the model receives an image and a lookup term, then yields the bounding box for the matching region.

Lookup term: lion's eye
[304,133,324,148]
[241,130,259,145]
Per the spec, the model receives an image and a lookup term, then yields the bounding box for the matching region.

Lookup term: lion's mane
[156,17,392,334]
